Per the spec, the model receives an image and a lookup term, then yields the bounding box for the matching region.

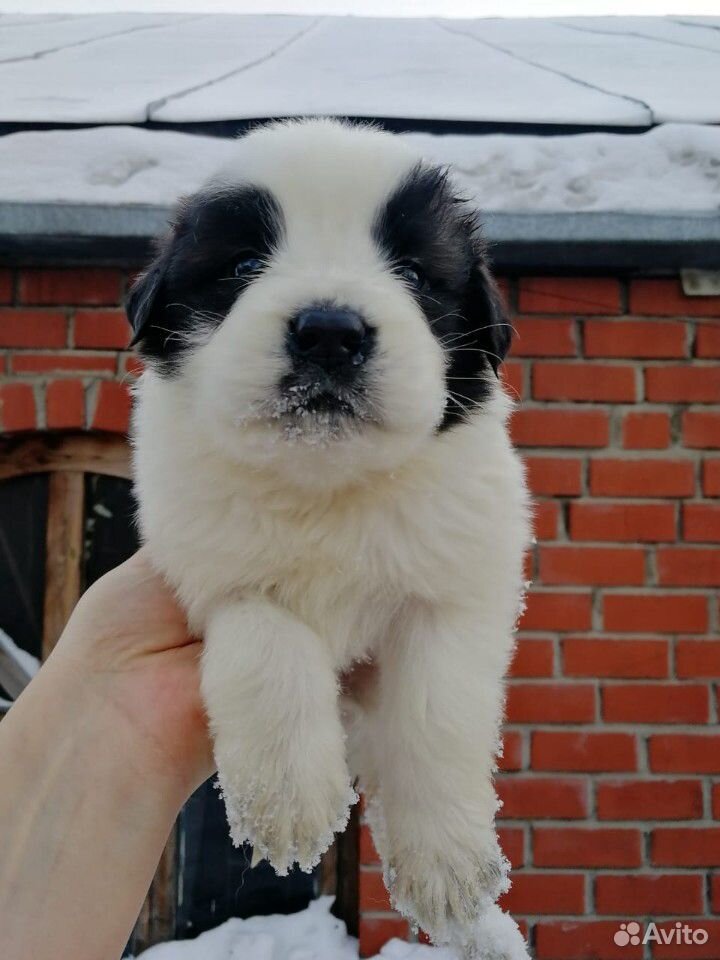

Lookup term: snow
[1,122,719,214]
[0,14,312,124]
[133,896,528,960]
[153,16,642,126]
[0,628,40,681]
[0,14,717,125]
[0,627,40,702]
[0,12,170,63]
[447,17,720,123]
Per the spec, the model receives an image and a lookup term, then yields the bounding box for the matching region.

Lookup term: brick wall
[1,267,719,959]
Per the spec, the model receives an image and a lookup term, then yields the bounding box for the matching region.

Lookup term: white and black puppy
[128,118,531,955]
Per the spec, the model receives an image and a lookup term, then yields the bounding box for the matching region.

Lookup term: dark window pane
[0,474,48,662]
[83,474,140,589]
[176,779,317,938]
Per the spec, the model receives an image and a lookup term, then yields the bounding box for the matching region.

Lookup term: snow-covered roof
[1,14,719,270]
[1,13,719,126]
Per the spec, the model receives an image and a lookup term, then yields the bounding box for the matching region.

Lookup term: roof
[1,13,719,271]
[1,13,720,128]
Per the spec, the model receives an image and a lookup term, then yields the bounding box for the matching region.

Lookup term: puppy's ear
[466,257,511,377]
[126,259,166,348]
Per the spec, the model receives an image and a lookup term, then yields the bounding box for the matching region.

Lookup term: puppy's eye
[396,261,425,290]
[234,255,263,278]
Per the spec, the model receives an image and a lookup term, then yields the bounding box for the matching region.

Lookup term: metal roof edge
[0,203,718,273]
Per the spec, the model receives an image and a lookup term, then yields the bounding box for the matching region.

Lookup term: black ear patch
[465,258,512,377]
[373,162,511,430]
[126,262,166,347]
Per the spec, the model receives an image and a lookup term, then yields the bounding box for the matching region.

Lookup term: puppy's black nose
[290,306,370,367]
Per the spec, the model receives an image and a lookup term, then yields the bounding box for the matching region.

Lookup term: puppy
[128,118,531,953]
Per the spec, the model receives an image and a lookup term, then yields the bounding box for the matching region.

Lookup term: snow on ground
[133,897,455,960]
[133,897,530,960]
[1,122,719,213]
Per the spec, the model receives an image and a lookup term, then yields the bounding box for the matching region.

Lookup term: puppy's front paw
[387,827,509,941]
[215,743,357,875]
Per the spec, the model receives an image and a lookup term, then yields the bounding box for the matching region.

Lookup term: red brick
[534,827,641,868]
[630,278,720,317]
[585,319,687,358]
[597,779,703,821]
[703,459,720,496]
[652,920,720,960]
[508,638,555,677]
[714,784,720,819]
[533,362,636,402]
[0,383,36,431]
[497,826,525,868]
[532,731,636,772]
[506,683,595,723]
[19,267,122,306]
[359,870,391,911]
[46,380,84,429]
[520,591,592,632]
[646,365,720,403]
[652,828,720,866]
[499,872,585,915]
[0,308,67,348]
[713,873,720,911]
[563,636,669,678]
[120,352,145,378]
[498,731,523,771]
[697,323,720,357]
[603,683,709,724]
[650,735,720,773]
[539,545,645,585]
[359,917,408,957]
[10,352,116,375]
[535,921,643,960]
[74,309,131,349]
[511,408,609,447]
[511,316,576,355]
[533,500,560,540]
[569,502,677,542]
[91,381,131,433]
[497,776,588,819]
[525,456,583,496]
[676,639,720,677]
[603,594,708,634]
[590,459,695,497]
[682,410,720,448]
[622,411,671,449]
[657,547,720,586]
[0,269,12,303]
[500,360,524,399]
[519,277,621,315]
[596,874,703,916]
[359,824,379,865]
[684,502,720,542]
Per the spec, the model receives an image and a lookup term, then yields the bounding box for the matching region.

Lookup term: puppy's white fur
[132,119,530,952]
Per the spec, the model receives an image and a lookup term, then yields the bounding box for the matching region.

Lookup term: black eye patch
[126,184,284,375]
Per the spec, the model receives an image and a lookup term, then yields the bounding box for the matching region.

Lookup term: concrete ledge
[1,203,719,273]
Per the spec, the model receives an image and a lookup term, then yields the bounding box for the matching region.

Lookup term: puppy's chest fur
[134,379,524,669]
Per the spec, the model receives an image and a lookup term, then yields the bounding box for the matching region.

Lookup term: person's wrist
[41,647,192,818]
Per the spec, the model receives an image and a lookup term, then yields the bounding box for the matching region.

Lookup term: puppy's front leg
[371,600,511,945]
[201,600,356,875]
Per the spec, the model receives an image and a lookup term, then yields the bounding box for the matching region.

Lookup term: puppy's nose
[290,306,369,367]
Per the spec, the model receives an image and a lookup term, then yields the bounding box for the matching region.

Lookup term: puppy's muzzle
[288,305,374,372]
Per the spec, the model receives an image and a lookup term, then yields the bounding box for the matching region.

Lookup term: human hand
[52,548,215,803]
